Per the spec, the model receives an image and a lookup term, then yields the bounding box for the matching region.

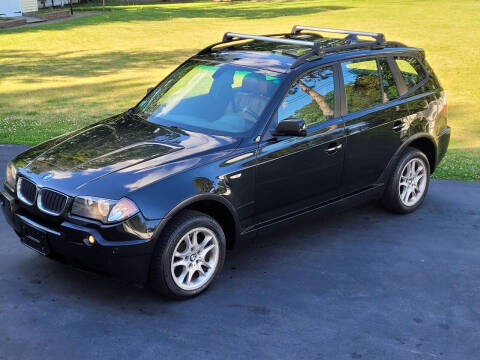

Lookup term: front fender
[127,146,257,228]
[149,192,243,245]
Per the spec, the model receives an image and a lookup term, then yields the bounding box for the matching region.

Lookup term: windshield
[134,60,283,136]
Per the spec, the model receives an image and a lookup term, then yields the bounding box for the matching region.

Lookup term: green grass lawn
[0,0,478,181]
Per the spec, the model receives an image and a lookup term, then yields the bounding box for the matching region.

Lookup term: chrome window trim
[16,177,37,206]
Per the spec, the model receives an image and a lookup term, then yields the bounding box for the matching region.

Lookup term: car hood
[15,113,240,197]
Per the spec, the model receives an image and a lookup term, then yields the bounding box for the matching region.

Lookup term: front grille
[38,189,68,216]
[17,177,37,205]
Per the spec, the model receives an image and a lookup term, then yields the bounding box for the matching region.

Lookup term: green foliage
[344,73,382,113]
[294,90,335,125]
[0,0,478,181]
[295,101,326,125]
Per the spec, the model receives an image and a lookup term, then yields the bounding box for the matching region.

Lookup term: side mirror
[274,119,307,137]
[146,87,154,95]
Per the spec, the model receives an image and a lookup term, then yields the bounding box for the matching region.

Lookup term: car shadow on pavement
[10,199,384,307]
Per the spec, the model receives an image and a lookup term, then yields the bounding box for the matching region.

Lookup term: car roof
[195,29,420,74]
[195,34,323,73]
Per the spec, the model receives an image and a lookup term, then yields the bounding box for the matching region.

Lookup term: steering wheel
[233,104,258,124]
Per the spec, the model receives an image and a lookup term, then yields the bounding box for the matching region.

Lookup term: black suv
[1,26,450,298]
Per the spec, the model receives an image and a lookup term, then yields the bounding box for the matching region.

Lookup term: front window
[134,60,283,136]
[277,66,336,127]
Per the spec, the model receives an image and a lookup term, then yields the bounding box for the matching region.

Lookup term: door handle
[325,142,342,154]
[392,120,403,132]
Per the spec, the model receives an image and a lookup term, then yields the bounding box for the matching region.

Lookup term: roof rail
[222,32,324,55]
[208,29,387,63]
[291,25,386,45]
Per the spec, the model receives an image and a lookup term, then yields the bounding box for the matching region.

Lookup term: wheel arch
[378,133,437,184]
[407,135,437,173]
[152,194,240,250]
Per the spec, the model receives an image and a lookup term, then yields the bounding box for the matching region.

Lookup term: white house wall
[21,0,38,13]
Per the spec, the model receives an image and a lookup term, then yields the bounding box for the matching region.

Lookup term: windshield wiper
[127,108,146,121]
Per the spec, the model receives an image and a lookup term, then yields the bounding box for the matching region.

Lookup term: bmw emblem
[43,173,53,181]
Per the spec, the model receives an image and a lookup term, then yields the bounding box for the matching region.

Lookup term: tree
[297,80,333,117]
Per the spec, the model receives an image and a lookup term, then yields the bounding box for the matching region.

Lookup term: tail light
[442,94,448,117]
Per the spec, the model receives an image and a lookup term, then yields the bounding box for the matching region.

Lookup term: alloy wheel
[170,227,219,291]
[398,158,427,207]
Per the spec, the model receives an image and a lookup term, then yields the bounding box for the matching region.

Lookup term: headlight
[71,196,139,224]
[5,162,17,190]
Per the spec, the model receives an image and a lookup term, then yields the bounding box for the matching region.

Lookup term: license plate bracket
[21,223,50,256]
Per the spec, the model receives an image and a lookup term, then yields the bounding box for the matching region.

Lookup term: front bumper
[1,189,161,284]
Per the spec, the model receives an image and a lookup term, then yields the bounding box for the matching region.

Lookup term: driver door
[254,65,346,224]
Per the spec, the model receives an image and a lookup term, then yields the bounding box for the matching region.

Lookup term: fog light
[87,234,95,245]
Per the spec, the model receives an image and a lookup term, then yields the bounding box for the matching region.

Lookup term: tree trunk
[298,81,334,117]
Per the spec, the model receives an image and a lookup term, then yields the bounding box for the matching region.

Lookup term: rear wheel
[382,147,430,214]
[149,210,226,299]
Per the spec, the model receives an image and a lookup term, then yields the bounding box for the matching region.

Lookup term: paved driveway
[1,144,479,360]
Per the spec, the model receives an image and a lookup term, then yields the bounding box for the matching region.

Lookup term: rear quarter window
[394,56,427,89]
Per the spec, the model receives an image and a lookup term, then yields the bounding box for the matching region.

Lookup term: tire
[382,147,431,214]
[149,210,226,299]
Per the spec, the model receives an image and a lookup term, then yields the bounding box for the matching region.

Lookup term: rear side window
[378,58,399,101]
[394,57,426,89]
[342,59,382,113]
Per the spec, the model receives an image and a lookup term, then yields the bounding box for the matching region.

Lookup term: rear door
[340,56,411,194]
[254,65,346,224]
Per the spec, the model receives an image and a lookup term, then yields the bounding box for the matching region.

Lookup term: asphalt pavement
[1,144,479,360]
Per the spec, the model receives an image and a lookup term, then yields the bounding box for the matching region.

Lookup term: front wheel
[149,210,226,299]
[382,147,430,214]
